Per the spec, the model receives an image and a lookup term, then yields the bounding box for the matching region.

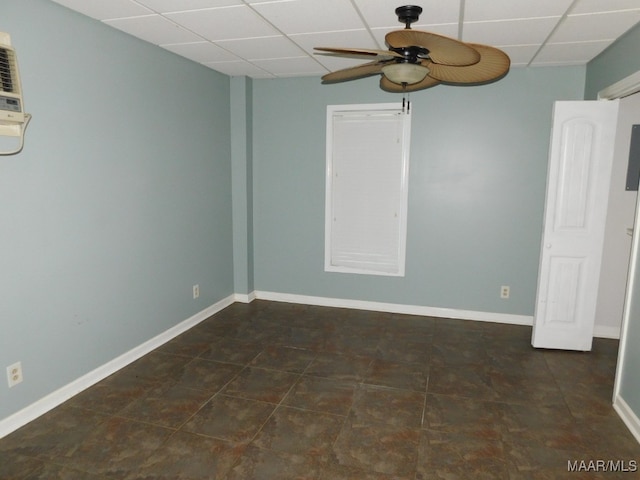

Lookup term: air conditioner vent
[0,46,19,94]
[0,32,30,155]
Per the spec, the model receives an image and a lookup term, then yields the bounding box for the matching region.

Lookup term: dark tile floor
[1,300,639,479]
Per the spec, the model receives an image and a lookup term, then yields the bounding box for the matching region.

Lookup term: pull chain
[402,82,409,114]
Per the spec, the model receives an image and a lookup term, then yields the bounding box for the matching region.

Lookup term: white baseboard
[254,290,533,326]
[253,291,622,338]
[0,294,235,439]
[614,395,640,445]
[234,291,256,303]
[593,325,621,340]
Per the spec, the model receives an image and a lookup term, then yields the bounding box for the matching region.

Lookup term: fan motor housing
[390,45,430,64]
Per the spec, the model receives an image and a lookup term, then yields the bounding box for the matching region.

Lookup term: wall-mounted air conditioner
[0,31,31,155]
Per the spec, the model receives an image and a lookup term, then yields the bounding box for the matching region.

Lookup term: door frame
[598,70,640,100]
[600,71,640,440]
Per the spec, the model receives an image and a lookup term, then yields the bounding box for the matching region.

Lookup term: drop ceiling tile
[499,44,541,65]
[464,0,573,22]
[251,56,326,76]
[48,0,640,78]
[135,0,242,13]
[463,17,560,45]
[162,41,240,62]
[204,60,273,77]
[165,5,280,41]
[50,0,152,20]
[104,15,203,44]
[531,40,612,65]
[571,0,640,14]
[216,35,305,60]
[251,0,364,35]
[549,11,640,43]
[353,0,460,28]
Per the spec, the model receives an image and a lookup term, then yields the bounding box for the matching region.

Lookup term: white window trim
[324,103,412,277]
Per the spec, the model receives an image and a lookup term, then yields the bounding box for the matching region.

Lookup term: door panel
[532,100,619,351]
[555,120,594,230]
[545,256,584,324]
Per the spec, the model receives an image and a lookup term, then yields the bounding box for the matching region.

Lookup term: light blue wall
[252,68,585,315]
[585,22,640,100]
[0,0,233,420]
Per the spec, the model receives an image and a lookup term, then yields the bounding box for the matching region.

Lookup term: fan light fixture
[314,5,511,93]
[382,62,430,85]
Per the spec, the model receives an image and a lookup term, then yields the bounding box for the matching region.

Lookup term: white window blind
[325,104,411,276]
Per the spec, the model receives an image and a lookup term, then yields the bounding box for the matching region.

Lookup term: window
[325,103,412,276]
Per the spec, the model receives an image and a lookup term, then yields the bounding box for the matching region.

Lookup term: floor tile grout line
[420,364,430,429]
[241,370,307,447]
[172,346,267,434]
[160,340,304,471]
[319,355,377,468]
[215,344,321,446]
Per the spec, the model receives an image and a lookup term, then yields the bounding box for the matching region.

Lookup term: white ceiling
[49,0,640,79]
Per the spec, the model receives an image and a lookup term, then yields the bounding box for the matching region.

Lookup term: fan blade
[322,60,389,84]
[426,44,510,84]
[315,47,403,60]
[380,72,440,93]
[386,30,480,66]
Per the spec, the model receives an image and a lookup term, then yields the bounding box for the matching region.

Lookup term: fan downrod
[395,5,423,29]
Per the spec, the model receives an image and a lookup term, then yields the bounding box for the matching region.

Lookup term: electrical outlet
[500,285,510,299]
[193,284,199,299]
[6,361,23,388]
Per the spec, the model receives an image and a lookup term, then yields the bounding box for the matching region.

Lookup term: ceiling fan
[315,5,510,93]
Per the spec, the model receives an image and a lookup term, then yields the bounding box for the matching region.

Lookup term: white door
[532,100,619,351]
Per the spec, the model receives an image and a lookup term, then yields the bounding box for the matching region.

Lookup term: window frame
[324,103,412,277]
